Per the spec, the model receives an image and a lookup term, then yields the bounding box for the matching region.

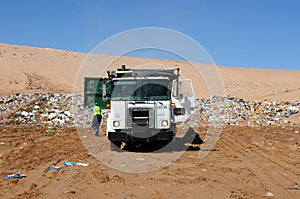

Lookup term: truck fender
[106,113,116,136]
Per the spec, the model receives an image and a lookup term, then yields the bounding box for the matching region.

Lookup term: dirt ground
[0,125,299,199]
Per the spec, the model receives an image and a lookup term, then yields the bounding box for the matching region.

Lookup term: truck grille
[127,105,154,128]
[130,109,149,127]
[127,107,155,138]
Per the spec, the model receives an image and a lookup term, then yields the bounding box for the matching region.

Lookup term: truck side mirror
[174,108,185,115]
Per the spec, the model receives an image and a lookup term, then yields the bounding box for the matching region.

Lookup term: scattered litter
[4,173,26,180]
[202,169,207,172]
[0,142,5,145]
[264,192,274,197]
[49,167,61,171]
[64,190,76,194]
[82,135,87,138]
[288,184,300,190]
[120,163,128,167]
[46,129,55,133]
[63,161,89,167]
[76,163,89,167]
[63,161,76,167]
[136,157,144,161]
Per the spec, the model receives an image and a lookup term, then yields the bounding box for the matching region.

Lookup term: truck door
[172,79,195,122]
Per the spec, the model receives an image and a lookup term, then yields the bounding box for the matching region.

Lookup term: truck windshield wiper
[155,101,163,105]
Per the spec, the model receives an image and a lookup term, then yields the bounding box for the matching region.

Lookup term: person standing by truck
[92,102,102,136]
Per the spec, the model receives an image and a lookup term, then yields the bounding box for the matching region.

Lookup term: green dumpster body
[84,77,111,109]
[83,68,177,109]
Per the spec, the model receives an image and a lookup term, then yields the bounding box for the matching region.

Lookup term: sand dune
[1,43,300,101]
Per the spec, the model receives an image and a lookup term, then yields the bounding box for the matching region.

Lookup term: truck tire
[110,141,123,152]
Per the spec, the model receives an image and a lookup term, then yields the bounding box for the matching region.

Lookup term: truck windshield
[111,79,171,100]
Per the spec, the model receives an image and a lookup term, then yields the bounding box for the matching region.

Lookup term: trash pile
[0,93,73,126]
[0,94,299,128]
[189,96,300,128]
[0,93,108,127]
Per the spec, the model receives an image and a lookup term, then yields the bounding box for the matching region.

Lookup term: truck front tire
[110,141,123,152]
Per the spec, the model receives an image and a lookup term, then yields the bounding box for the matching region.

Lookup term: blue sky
[0,0,299,70]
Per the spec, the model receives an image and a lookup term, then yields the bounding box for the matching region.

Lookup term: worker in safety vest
[92,102,102,136]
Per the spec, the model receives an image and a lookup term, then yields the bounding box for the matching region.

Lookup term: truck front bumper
[108,130,174,142]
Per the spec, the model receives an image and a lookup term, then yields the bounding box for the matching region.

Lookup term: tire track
[222,132,299,199]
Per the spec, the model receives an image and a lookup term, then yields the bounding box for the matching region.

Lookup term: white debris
[33,105,40,110]
[48,113,57,120]
[288,106,299,113]
[76,163,89,166]
[264,192,274,197]
[21,111,29,117]
[64,110,71,117]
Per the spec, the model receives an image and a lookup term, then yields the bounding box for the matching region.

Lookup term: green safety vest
[94,105,101,116]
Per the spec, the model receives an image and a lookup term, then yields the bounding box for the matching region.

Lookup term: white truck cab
[84,65,195,151]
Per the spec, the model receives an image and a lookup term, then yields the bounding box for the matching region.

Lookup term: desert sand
[1,126,299,199]
[0,43,300,199]
[1,43,300,101]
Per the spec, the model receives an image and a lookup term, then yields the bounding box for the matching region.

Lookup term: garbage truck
[84,65,195,151]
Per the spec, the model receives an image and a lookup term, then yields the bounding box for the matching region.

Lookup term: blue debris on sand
[63,161,76,166]
[4,173,26,180]
[49,167,61,171]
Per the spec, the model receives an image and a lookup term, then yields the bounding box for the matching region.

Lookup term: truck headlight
[113,121,120,127]
[161,120,168,127]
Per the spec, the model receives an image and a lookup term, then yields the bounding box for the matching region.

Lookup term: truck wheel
[110,141,123,152]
